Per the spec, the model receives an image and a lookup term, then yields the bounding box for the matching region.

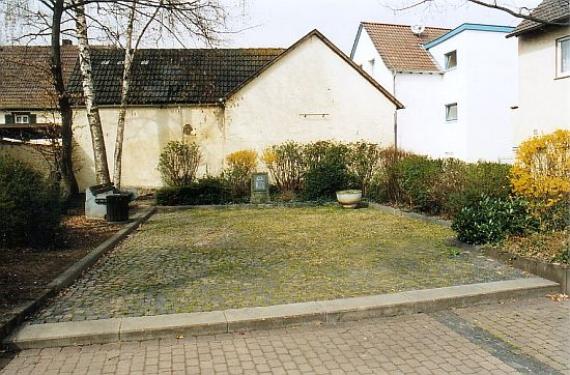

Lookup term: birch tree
[102,0,227,189]
[74,0,112,185]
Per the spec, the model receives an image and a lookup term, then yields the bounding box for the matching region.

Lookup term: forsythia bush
[224,150,258,199]
[511,129,570,205]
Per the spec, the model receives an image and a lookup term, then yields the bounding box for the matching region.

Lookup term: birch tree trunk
[112,1,137,190]
[51,0,79,196]
[75,2,112,185]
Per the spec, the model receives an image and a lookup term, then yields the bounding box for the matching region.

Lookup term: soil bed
[0,214,121,327]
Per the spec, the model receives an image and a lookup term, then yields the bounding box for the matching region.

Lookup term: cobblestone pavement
[33,208,527,323]
[2,297,568,374]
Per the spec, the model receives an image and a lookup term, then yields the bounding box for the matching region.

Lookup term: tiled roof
[1,30,402,109]
[0,45,78,109]
[66,48,285,105]
[509,0,570,37]
[358,22,450,72]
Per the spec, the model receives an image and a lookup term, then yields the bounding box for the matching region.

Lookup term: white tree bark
[112,1,137,190]
[75,1,111,185]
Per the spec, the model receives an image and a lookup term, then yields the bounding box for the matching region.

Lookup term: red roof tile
[0,45,78,109]
[359,22,450,72]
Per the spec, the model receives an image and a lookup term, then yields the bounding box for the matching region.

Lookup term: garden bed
[32,206,528,323]
[0,214,121,327]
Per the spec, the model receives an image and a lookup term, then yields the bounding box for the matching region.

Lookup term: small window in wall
[444,50,457,70]
[445,103,458,121]
[556,36,570,78]
[15,114,30,124]
[4,112,35,125]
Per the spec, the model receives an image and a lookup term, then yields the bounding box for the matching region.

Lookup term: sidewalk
[1,297,568,374]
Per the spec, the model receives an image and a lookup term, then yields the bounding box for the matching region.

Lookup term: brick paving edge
[0,206,157,347]
[3,277,558,349]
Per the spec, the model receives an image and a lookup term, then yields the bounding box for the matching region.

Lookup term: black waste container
[106,193,130,222]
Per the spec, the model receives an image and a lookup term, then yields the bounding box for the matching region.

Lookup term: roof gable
[509,0,570,37]
[424,24,514,49]
[354,22,450,73]
[225,29,403,109]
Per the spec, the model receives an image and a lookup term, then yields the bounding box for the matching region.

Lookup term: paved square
[33,207,528,323]
[2,298,567,374]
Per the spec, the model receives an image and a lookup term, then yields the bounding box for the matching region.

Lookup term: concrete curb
[455,242,569,295]
[4,277,558,349]
[0,207,156,345]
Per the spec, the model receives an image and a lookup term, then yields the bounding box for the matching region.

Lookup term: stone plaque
[251,172,270,203]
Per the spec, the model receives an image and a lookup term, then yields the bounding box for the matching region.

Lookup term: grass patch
[34,206,527,322]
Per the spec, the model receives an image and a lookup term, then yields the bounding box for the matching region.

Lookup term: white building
[507,0,570,145]
[351,22,518,162]
[1,30,403,190]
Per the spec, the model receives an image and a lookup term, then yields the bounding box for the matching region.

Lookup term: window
[444,50,457,70]
[15,114,30,124]
[557,36,570,78]
[4,112,35,125]
[445,103,458,121]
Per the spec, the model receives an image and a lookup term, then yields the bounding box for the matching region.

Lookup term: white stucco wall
[394,73,464,157]
[428,29,517,162]
[351,29,395,93]
[514,27,570,146]
[72,106,224,191]
[224,33,397,157]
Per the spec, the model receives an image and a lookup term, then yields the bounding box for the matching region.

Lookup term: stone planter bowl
[336,190,363,209]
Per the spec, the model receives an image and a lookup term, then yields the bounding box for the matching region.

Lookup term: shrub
[396,155,443,214]
[368,148,411,203]
[157,141,201,187]
[346,142,382,197]
[452,195,536,245]
[511,130,570,230]
[511,129,570,204]
[443,161,512,217]
[155,176,227,206]
[0,156,61,248]
[262,142,305,196]
[224,150,258,199]
[303,141,353,200]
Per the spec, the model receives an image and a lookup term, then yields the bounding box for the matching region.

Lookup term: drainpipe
[393,71,398,151]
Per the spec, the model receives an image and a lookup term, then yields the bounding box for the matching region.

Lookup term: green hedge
[0,156,62,248]
[155,177,228,206]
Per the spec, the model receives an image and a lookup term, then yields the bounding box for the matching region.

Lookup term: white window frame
[445,103,458,122]
[556,35,570,79]
[14,114,30,124]
[444,50,457,70]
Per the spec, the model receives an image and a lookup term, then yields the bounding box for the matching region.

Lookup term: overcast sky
[0,0,542,52]
[221,0,541,53]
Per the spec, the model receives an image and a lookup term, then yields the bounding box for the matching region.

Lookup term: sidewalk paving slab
[4,277,558,350]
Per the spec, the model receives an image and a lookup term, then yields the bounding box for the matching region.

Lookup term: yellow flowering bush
[226,150,258,173]
[224,150,258,198]
[511,129,570,205]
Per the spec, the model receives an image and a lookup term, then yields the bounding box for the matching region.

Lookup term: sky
[220,0,542,53]
[0,0,542,53]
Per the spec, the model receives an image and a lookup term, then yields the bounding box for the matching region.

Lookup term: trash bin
[105,193,130,222]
